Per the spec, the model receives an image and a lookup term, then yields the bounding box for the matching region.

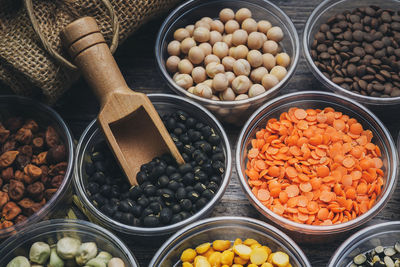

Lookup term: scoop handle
[61,17,130,107]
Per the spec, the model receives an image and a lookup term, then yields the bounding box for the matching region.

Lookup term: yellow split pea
[180,238,291,267]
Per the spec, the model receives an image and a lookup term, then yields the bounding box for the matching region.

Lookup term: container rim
[328,221,400,266]
[236,90,399,233]
[155,0,300,106]
[73,93,232,235]
[0,95,75,238]
[0,218,139,266]
[302,0,400,105]
[149,216,312,267]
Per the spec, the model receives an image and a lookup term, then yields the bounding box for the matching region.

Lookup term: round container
[149,216,311,266]
[0,219,138,266]
[74,94,232,236]
[328,221,400,266]
[303,0,400,106]
[236,91,398,241]
[0,96,74,240]
[155,0,300,125]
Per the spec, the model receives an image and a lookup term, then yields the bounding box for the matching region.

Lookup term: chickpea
[199,42,212,56]
[230,45,248,59]
[193,27,210,42]
[262,53,276,70]
[211,20,225,33]
[270,65,288,81]
[247,50,263,68]
[178,59,193,74]
[188,86,195,94]
[206,62,225,78]
[188,46,205,64]
[247,32,263,50]
[222,34,233,47]
[225,71,236,85]
[167,40,180,56]
[232,29,248,46]
[263,40,279,55]
[213,73,229,92]
[232,75,251,94]
[235,8,252,23]
[201,17,213,25]
[174,74,193,89]
[192,66,207,84]
[166,56,180,73]
[219,8,235,23]
[260,32,268,43]
[225,20,240,34]
[250,67,268,83]
[209,31,223,46]
[267,26,284,42]
[185,25,195,36]
[233,59,251,76]
[195,20,211,30]
[276,52,291,68]
[249,84,266,97]
[220,87,236,101]
[235,94,249,100]
[174,28,190,41]
[204,54,220,65]
[194,84,213,99]
[203,79,213,89]
[261,73,279,89]
[242,18,258,33]
[181,37,196,54]
[222,56,236,71]
[213,41,229,59]
[211,95,220,101]
[173,72,179,80]
[258,20,272,34]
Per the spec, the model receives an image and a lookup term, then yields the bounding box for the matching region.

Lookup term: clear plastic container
[149,216,311,267]
[303,0,400,106]
[74,94,232,236]
[236,91,398,242]
[328,221,400,266]
[0,96,74,240]
[0,219,138,266]
[155,0,300,125]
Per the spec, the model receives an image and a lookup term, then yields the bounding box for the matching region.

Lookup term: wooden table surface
[3,0,400,266]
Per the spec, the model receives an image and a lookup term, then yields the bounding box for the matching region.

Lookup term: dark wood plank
[3,0,400,266]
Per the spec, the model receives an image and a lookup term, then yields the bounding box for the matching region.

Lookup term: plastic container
[236,91,398,242]
[303,0,400,106]
[0,96,74,240]
[328,221,400,266]
[149,216,311,266]
[74,94,232,236]
[155,0,300,125]
[0,219,138,266]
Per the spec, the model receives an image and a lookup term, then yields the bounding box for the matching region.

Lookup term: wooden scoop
[61,17,184,185]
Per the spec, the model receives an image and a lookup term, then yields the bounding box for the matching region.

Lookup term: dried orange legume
[245,107,384,225]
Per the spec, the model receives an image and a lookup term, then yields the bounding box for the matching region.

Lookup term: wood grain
[3,0,400,266]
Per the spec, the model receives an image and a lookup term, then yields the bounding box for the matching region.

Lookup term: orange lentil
[245,107,384,225]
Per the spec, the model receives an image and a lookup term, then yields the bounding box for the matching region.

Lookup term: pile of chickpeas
[165,7,291,101]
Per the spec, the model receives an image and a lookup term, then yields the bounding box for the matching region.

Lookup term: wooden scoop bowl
[61,17,184,185]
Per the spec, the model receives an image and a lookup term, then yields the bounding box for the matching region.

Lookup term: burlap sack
[0,0,180,104]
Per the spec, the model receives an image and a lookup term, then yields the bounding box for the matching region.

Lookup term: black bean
[171,203,182,214]
[212,152,225,162]
[100,184,111,196]
[161,188,174,202]
[179,163,193,174]
[179,211,191,220]
[113,211,123,221]
[176,187,186,201]
[186,117,197,128]
[92,172,106,184]
[195,171,208,182]
[208,134,221,145]
[101,204,117,216]
[149,202,162,213]
[136,171,147,185]
[196,198,208,210]
[207,182,219,192]
[194,183,207,193]
[167,180,180,191]
[157,175,170,188]
[202,189,215,200]
[110,185,120,198]
[144,184,157,196]
[183,145,195,155]
[143,215,160,227]
[137,196,149,207]
[180,199,192,211]
[212,161,225,174]
[170,213,183,224]
[119,200,132,213]
[160,208,173,224]
[210,175,222,184]
[169,172,182,181]
[87,182,100,195]
[180,134,191,144]
[129,186,143,201]
[85,162,95,176]
[187,191,200,202]
[91,151,104,162]
[131,205,142,218]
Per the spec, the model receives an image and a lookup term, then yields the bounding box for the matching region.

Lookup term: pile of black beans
[84,110,225,227]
